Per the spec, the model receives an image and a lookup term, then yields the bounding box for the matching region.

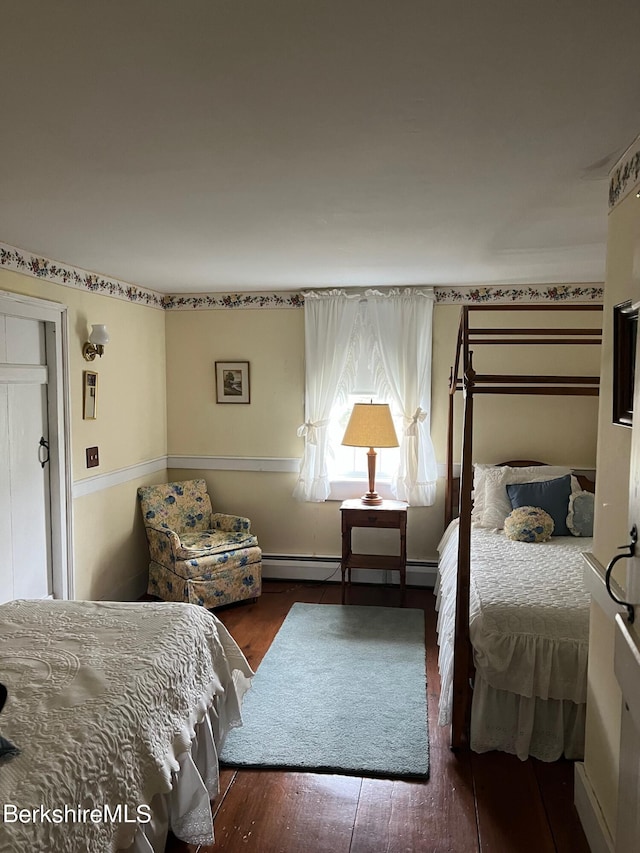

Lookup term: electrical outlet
[86,446,99,468]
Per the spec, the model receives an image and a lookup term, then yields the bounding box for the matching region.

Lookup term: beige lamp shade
[341,403,399,449]
[341,403,399,505]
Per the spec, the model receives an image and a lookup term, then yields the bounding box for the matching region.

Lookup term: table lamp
[341,402,399,505]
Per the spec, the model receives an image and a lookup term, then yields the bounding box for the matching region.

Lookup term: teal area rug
[220,602,429,778]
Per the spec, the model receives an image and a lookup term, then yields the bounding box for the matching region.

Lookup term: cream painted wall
[166,301,600,563]
[166,308,303,457]
[73,472,168,600]
[166,306,449,560]
[584,186,640,837]
[0,262,603,593]
[0,268,168,597]
[168,468,436,563]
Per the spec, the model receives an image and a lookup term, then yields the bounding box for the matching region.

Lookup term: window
[294,287,437,506]
[327,391,400,483]
[325,348,401,496]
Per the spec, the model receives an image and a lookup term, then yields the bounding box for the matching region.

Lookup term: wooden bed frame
[444,304,603,750]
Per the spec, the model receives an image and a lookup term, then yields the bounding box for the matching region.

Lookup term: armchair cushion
[176,530,258,560]
[211,513,252,533]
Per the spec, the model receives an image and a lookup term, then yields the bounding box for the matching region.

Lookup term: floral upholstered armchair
[137,479,262,608]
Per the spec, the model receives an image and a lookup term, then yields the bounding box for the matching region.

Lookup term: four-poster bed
[439,304,602,758]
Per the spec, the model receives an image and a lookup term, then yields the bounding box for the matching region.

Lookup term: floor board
[351,749,478,853]
[532,758,592,853]
[165,580,590,853]
[213,771,361,853]
[471,750,556,853]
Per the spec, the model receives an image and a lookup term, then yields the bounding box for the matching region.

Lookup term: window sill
[327,478,396,502]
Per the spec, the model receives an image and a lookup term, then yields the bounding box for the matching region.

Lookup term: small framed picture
[83,370,98,419]
[215,361,250,404]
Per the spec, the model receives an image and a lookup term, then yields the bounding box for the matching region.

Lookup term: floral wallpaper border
[0,241,603,308]
[163,292,305,309]
[434,284,603,303]
[0,242,304,310]
[164,284,603,307]
[167,285,602,307]
[0,242,166,308]
[609,134,640,210]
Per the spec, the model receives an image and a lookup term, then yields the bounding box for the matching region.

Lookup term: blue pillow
[506,475,573,536]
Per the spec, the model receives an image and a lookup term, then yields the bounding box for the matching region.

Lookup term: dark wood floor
[166,580,590,853]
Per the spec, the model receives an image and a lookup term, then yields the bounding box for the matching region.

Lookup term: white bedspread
[0,599,252,853]
[436,520,591,727]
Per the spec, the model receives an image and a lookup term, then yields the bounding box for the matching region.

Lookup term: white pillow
[479,465,575,529]
[471,464,565,526]
[471,463,496,523]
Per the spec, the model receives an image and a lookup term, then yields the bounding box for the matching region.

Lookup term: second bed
[436,518,591,761]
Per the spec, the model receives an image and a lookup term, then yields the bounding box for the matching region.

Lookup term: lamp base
[360,491,383,506]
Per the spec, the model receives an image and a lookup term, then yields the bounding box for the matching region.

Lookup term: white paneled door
[613,298,640,850]
[0,313,53,602]
[0,288,72,604]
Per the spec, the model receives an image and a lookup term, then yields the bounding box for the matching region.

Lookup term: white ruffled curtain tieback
[296,419,330,445]
[404,407,427,436]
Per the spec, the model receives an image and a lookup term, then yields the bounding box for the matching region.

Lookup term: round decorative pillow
[504,506,554,543]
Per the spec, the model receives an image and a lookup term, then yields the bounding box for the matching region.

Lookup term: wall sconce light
[82,324,110,361]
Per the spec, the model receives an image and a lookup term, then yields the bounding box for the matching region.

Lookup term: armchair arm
[210,512,252,534]
[144,525,180,564]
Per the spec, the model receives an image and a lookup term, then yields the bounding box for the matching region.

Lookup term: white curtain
[293,290,361,502]
[366,288,438,506]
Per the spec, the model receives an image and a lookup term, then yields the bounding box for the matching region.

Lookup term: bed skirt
[470,674,586,762]
[127,673,249,852]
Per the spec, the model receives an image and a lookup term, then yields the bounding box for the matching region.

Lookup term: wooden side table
[340,499,408,606]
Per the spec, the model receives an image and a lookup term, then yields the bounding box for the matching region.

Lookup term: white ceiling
[2,1,639,294]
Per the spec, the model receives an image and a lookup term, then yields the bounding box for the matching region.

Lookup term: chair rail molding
[167,455,301,473]
[73,456,168,498]
[73,455,303,498]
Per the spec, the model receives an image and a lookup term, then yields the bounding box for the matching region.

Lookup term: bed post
[451,319,475,750]
[445,314,464,526]
[445,366,455,526]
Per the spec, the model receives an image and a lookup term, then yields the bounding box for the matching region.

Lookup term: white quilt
[0,599,252,853]
[436,520,591,727]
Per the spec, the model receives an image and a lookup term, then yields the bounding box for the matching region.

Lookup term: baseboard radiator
[261,554,438,588]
